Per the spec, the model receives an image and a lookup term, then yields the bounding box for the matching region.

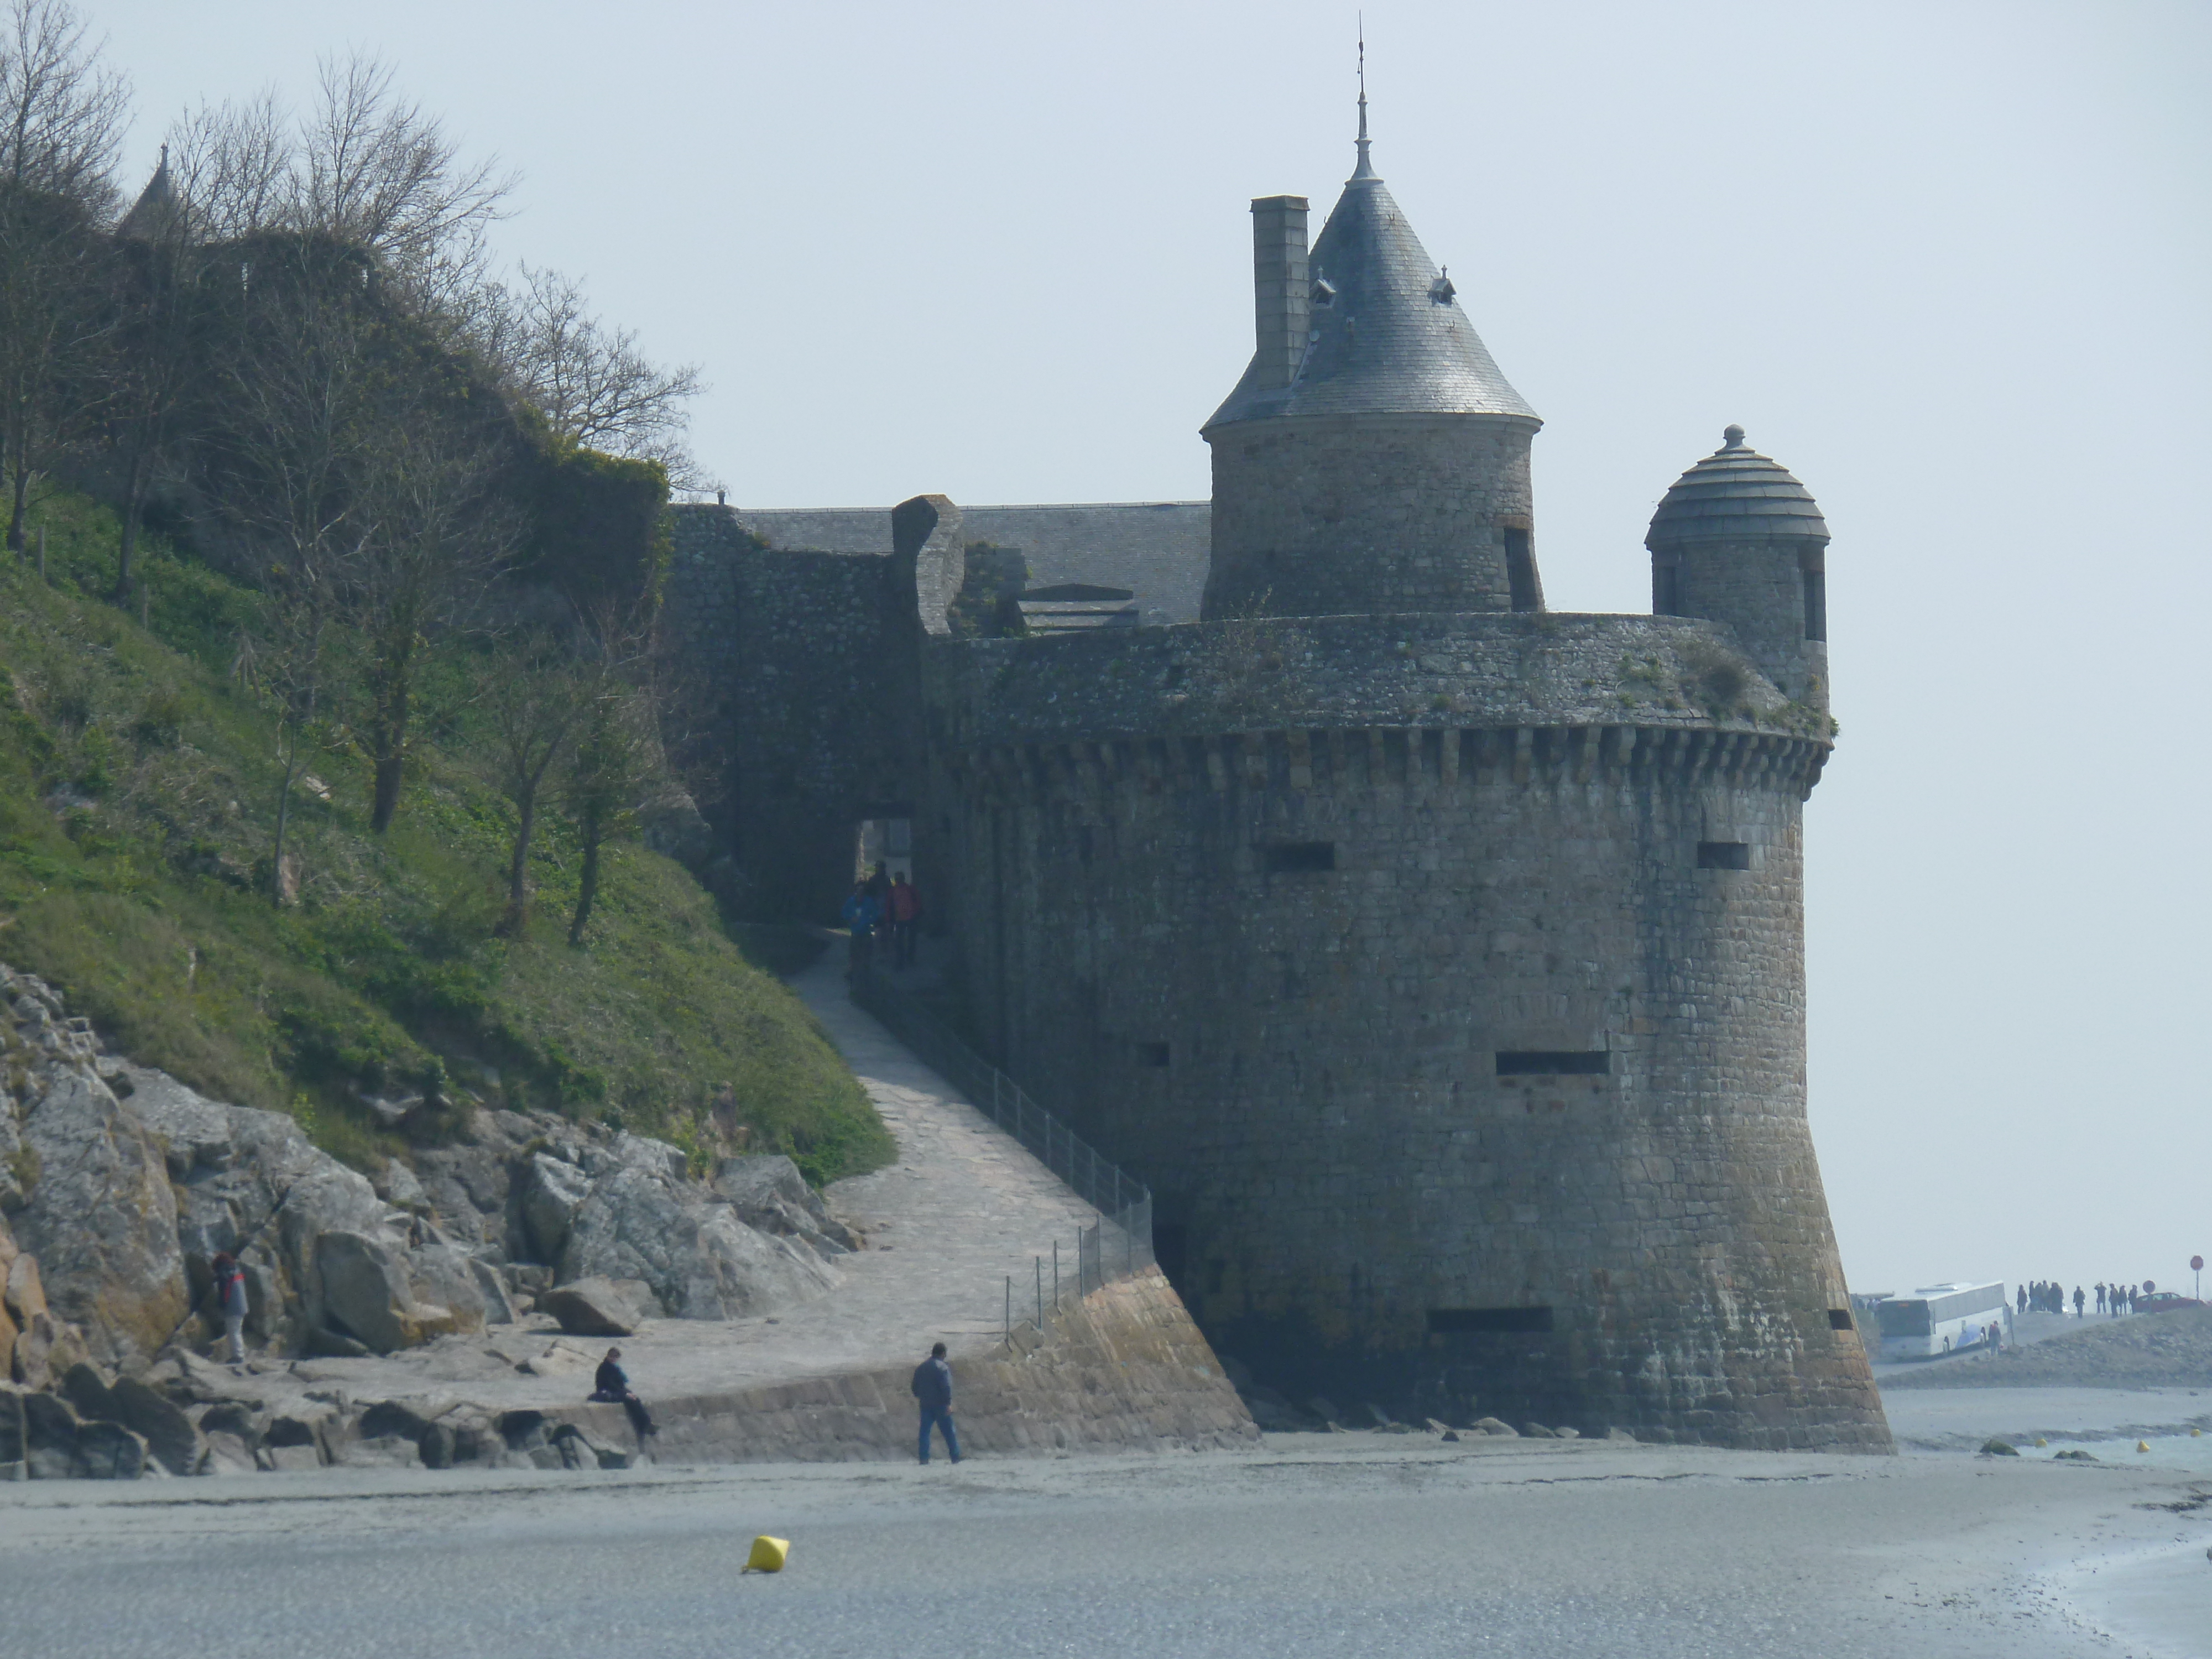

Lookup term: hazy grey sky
[100,2,2211,1300]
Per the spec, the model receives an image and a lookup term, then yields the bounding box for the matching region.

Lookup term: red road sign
[2194,1255,2205,1272]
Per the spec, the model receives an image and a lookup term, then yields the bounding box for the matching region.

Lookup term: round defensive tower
[928,107,1887,1452]
[1201,92,1543,621]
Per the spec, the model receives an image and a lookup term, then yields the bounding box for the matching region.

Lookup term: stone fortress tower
[667,83,1890,1451]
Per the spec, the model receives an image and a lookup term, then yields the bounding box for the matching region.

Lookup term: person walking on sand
[590,1347,658,1441]
[911,1340,961,1465]
[210,1251,249,1364]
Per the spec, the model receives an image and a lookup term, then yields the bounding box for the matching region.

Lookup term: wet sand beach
[4,1425,2209,1657]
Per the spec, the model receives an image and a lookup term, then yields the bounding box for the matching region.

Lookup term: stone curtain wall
[1202,414,1538,621]
[925,615,1886,1451]
[664,505,915,920]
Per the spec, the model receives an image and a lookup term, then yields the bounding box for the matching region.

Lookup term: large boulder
[522,1153,591,1261]
[539,1276,658,1337]
[560,1146,840,1320]
[314,1232,457,1354]
[107,1376,206,1477]
[11,1064,186,1366]
[0,1382,23,1478]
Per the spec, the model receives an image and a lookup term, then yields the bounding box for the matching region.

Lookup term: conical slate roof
[116,148,179,241]
[1646,426,1829,545]
[1204,154,1537,431]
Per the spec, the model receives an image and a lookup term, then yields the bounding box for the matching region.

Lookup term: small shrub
[132,688,187,749]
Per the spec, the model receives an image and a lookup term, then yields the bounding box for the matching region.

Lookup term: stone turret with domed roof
[1201,63,1543,621]
[1647,424,1832,716]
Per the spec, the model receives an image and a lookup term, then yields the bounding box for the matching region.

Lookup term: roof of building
[1204,125,1537,431]
[1645,426,1830,546]
[734,501,1211,625]
[116,148,179,242]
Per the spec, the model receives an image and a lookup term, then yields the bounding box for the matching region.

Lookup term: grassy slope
[0,491,891,1185]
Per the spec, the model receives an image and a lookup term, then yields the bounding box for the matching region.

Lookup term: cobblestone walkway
[301,941,1107,1408]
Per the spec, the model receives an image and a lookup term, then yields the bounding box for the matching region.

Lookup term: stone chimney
[1249,195,1310,390]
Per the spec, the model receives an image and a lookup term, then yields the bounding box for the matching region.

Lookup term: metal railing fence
[848,963,1154,1335]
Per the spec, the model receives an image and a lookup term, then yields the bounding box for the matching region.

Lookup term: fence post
[1005,1275,1010,1344]
[1053,1238,1060,1311]
[1036,1255,1043,1329]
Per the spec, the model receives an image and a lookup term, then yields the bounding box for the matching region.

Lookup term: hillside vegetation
[0,492,891,1185]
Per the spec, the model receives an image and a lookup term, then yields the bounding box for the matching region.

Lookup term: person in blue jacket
[911,1341,960,1464]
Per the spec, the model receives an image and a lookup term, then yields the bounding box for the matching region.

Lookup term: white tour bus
[1871,1282,2012,1360]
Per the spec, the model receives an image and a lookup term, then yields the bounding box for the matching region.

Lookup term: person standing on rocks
[591,1347,658,1441]
[210,1251,249,1364]
[911,1341,961,1465]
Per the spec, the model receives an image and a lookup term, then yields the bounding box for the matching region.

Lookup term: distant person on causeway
[2073,1285,2085,1317]
[590,1347,657,1441]
[911,1340,961,1464]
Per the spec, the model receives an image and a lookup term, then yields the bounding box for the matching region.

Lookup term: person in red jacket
[889,874,922,969]
[210,1252,249,1363]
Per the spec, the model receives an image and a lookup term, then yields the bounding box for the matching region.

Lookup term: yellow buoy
[2034,1437,2048,1448]
[2136,1440,2151,1454]
[745,1535,791,1573]
[2194,1429,2203,1438]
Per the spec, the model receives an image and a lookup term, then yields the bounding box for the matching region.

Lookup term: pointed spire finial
[1353,15,1376,179]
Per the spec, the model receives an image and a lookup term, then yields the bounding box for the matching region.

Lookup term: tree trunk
[7,452,29,556]
[367,637,414,833]
[568,827,603,947]
[500,790,537,935]
[272,728,298,908]
[113,446,148,603]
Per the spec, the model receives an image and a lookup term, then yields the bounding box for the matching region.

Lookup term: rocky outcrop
[7,1026,185,1367]
[556,1139,842,1320]
[0,963,862,1462]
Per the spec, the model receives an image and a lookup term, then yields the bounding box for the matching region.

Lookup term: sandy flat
[5,1435,2210,1657]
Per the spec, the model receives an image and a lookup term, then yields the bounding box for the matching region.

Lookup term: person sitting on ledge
[590,1346,657,1440]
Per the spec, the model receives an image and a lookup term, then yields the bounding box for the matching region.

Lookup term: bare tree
[0,0,124,203]
[484,635,588,936]
[200,234,384,895]
[496,263,704,482]
[291,53,513,289]
[230,556,333,906]
[339,418,515,832]
[560,610,661,945]
[168,90,289,241]
[0,0,126,552]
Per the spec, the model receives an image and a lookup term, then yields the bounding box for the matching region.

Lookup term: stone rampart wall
[665,505,915,920]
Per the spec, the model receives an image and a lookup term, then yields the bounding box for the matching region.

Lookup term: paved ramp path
[286,942,1107,1409]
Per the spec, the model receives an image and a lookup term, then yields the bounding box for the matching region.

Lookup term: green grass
[0,491,892,1187]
